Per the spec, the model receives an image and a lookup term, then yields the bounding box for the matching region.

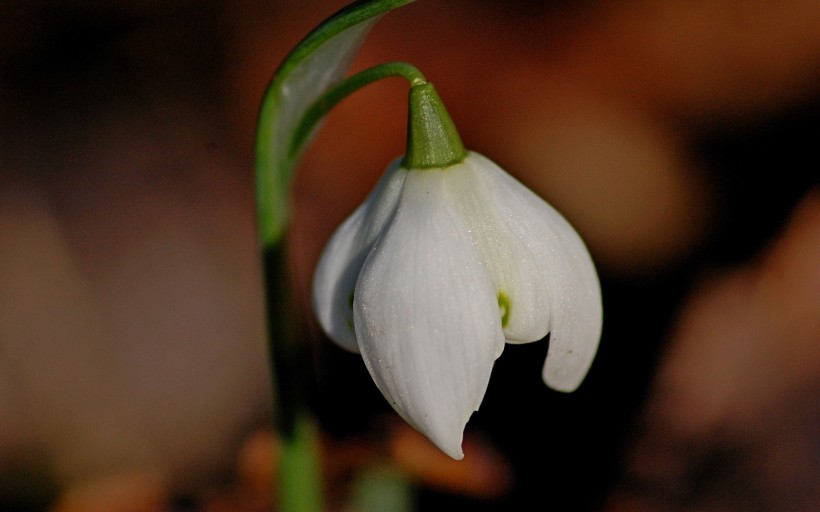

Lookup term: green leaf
[255,0,417,247]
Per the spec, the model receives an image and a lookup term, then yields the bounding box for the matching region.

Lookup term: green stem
[290,62,427,158]
[279,414,324,512]
[262,243,323,512]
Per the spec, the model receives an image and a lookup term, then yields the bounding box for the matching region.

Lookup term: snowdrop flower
[313,83,602,459]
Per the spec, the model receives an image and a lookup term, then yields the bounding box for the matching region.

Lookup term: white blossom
[313,151,602,459]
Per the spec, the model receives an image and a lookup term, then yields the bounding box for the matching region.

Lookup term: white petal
[444,160,551,343]
[353,168,504,459]
[312,161,407,352]
[468,152,603,392]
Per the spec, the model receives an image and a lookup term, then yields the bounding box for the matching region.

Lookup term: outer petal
[353,168,504,459]
[312,161,407,352]
[444,160,551,343]
[469,152,603,392]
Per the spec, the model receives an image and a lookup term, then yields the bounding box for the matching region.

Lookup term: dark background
[1,1,818,510]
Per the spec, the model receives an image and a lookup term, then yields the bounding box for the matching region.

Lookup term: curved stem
[290,62,427,158]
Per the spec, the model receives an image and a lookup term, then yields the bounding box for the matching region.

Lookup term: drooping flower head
[313,82,603,459]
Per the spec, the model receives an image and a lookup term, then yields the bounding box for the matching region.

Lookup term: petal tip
[541,346,598,393]
[542,372,583,393]
[422,423,466,461]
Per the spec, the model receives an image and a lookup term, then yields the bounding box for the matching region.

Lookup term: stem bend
[290,62,427,157]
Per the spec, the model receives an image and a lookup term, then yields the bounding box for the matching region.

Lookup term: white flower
[312,151,602,459]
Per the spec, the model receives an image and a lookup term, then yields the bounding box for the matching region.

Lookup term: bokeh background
[1,1,818,510]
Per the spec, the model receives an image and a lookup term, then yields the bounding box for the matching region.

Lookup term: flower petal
[445,159,551,343]
[469,152,603,392]
[312,161,407,352]
[353,168,505,459]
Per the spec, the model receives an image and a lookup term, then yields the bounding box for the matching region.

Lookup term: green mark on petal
[497,292,511,327]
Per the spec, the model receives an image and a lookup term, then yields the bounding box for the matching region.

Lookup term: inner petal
[468,152,603,392]
[443,159,551,343]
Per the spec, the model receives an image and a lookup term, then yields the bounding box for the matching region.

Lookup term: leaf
[255,0,417,247]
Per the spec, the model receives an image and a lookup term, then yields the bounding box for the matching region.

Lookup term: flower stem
[290,61,427,158]
[262,243,324,512]
[278,414,324,512]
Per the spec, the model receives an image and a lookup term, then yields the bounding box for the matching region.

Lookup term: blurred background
[1,0,818,510]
